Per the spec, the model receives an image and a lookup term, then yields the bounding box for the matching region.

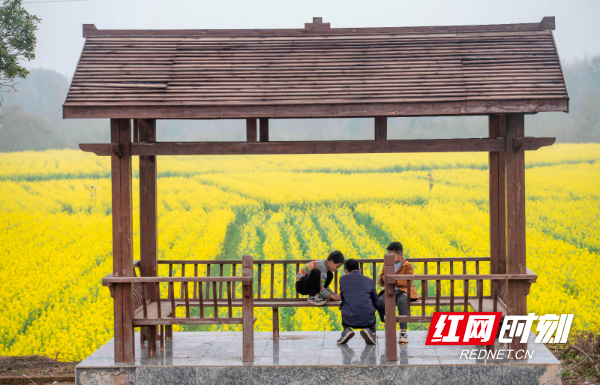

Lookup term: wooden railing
[105,255,537,362]
[382,253,537,361]
[102,255,255,362]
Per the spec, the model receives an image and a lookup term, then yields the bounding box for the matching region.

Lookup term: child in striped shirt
[295,250,345,305]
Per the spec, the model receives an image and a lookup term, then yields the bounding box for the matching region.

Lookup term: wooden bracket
[111,142,123,157]
[513,138,523,152]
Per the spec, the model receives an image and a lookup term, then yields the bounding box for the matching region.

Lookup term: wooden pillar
[246,119,257,142]
[505,113,528,357]
[384,253,397,361]
[138,119,158,358]
[489,115,507,302]
[259,118,269,142]
[242,255,254,362]
[110,118,135,363]
[375,117,387,141]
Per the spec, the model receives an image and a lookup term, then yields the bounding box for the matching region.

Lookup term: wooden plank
[384,254,397,361]
[184,282,190,318]
[199,282,204,318]
[436,262,441,312]
[63,98,569,119]
[270,264,274,298]
[227,282,233,318]
[257,264,262,299]
[134,301,173,319]
[219,264,224,299]
[104,276,253,283]
[170,297,485,308]
[134,318,243,326]
[212,282,218,318]
[385,273,535,282]
[449,262,454,312]
[282,264,287,299]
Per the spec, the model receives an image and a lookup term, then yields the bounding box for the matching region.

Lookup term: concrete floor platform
[76,331,561,385]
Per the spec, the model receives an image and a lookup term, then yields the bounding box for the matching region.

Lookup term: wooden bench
[102,255,255,361]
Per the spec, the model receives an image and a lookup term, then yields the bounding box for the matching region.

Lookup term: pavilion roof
[63,17,568,119]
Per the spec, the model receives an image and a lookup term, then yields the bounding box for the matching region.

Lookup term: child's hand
[330,293,342,301]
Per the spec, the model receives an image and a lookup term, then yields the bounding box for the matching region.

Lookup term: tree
[0,104,65,152]
[0,0,39,102]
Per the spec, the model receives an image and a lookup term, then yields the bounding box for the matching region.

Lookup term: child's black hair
[327,250,345,264]
[386,241,403,254]
[344,258,359,272]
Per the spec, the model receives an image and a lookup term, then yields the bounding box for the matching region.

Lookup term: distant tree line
[0,57,599,152]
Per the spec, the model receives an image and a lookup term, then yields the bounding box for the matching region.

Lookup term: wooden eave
[64,17,569,119]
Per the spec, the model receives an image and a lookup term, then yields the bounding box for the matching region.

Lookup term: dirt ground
[0,355,78,384]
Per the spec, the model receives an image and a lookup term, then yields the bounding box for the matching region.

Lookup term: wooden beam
[385,273,536,282]
[259,118,269,142]
[110,118,135,363]
[81,18,556,38]
[375,117,387,141]
[246,118,257,142]
[504,113,528,357]
[80,137,556,157]
[63,98,569,120]
[134,318,243,326]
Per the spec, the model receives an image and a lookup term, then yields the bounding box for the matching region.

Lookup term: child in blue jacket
[337,258,380,345]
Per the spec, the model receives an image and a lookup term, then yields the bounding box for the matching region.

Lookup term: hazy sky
[23,0,600,78]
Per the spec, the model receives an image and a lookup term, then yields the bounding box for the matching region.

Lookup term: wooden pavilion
[65,17,568,363]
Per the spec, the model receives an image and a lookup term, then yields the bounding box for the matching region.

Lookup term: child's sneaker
[360,328,376,345]
[337,327,355,345]
[307,295,326,306]
[398,330,408,344]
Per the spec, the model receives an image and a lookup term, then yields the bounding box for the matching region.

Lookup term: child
[337,258,380,345]
[296,250,344,305]
[377,241,419,344]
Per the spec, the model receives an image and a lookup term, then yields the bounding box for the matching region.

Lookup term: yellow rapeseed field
[0,144,598,360]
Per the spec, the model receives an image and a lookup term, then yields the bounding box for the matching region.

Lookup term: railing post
[384,253,397,361]
[242,255,254,362]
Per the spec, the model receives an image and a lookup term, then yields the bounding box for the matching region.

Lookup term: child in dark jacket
[337,259,380,345]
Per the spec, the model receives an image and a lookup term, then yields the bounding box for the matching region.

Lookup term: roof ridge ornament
[540,16,555,30]
[305,17,330,31]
